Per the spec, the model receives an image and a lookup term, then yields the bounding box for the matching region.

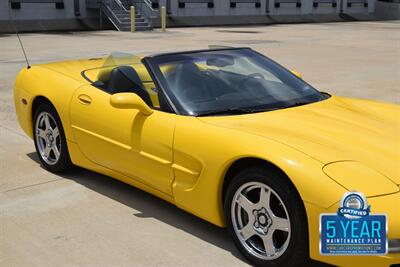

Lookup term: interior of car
[83,51,322,116]
[86,63,168,111]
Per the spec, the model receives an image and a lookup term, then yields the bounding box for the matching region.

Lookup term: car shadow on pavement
[26,152,247,263]
[27,152,334,267]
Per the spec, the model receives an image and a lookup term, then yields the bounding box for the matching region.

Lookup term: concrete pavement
[0,21,399,266]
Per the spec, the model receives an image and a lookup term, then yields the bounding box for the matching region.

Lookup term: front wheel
[224,166,308,267]
[33,103,73,173]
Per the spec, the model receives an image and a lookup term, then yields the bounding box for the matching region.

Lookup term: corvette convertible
[14,47,399,266]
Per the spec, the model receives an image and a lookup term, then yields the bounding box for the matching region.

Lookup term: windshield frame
[143,47,329,116]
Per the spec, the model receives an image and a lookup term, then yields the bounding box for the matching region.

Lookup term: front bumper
[389,239,400,254]
[306,191,400,267]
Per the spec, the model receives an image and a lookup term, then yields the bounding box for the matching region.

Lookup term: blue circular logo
[338,191,370,219]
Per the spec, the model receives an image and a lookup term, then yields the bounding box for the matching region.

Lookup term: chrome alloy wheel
[231,182,291,260]
[35,112,61,165]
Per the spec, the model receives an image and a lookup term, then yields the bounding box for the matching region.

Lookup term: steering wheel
[238,73,265,89]
[248,73,264,79]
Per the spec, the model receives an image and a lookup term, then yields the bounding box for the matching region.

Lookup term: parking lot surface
[1,21,399,266]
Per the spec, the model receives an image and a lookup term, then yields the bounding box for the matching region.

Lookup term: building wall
[0,0,86,20]
[163,0,375,16]
[375,0,400,19]
[0,0,101,32]
[0,0,395,33]
[152,0,377,27]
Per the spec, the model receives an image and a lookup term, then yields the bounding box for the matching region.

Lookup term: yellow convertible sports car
[14,48,399,266]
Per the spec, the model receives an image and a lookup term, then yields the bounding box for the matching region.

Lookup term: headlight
[322,161,399,197]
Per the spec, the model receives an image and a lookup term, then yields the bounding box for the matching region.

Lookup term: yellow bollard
[161,6,166,32]
[130,6,135,32]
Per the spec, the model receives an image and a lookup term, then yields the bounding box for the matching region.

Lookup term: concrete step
[121,21,150,27]
[112,11,143,16]
[119,25,153,31]
[115,14,144,18]
[104,8,152,31]
[111,10,130,14]
[119,17,145,22]
[111,12,143,17]
[135,21,149,26]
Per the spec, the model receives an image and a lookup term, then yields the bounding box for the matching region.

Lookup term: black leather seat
[107,66,152,106]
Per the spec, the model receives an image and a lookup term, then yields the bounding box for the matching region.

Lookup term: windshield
[148,48,328,116]
[82,52,145,83]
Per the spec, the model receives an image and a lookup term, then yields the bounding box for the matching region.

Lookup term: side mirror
[110,93,153,116]
[291,70,303,79]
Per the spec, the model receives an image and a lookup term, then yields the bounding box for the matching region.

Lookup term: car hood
[198,96,400,185]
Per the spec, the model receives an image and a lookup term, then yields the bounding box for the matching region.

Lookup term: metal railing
[105,0,129,11]
[101,0,129,30]
[141,0,159,20]
[131,0,159,20]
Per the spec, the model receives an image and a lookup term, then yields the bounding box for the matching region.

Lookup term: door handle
[78,94,92,105]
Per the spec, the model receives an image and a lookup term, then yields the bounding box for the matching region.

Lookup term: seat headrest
[176,61,201,75]
[107,66,142,94]
[107,66,152,106]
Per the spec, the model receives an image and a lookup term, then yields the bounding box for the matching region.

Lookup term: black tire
[33,103,73,173]
[224,166,309,267]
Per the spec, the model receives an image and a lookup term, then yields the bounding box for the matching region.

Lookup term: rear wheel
[224,166,308,267]
[33,103,72,173]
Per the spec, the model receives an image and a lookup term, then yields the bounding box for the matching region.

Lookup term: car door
[70,84,176,195]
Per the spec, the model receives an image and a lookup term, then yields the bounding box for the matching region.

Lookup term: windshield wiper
[283,101,311,109]
[196,107,277,117]
[196,101,314,116]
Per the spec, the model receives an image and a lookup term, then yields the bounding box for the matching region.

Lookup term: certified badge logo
[320,191,387,255]
[338,192,370,219]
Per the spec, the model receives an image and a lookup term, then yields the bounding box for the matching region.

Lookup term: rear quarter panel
[14,66,84,142]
